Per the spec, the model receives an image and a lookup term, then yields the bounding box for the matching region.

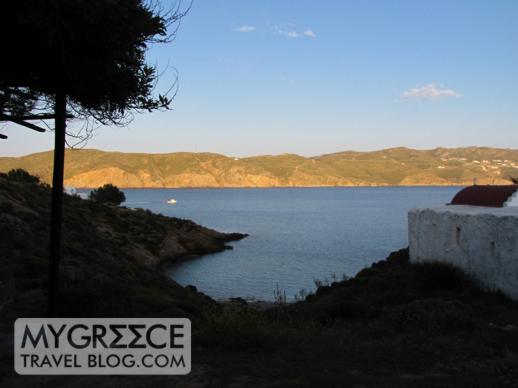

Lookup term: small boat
[167,199,177,204]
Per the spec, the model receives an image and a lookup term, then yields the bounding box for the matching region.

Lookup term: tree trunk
[0,226,15,331]
[48,92,67,317]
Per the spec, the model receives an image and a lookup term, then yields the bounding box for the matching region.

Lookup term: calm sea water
[89,187,460,301]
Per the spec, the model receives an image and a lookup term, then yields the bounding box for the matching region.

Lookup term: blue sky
[2,0,518,157]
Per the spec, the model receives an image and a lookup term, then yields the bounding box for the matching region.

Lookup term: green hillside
[0,147,516,187]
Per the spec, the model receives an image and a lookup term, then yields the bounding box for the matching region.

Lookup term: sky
[2,0,518,157]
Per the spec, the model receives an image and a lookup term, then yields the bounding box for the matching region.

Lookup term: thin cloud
[273,23,315,39]
[303,30,316,38]
[234,25,256,33]
[401,84,461,100]
[281,76,295,85]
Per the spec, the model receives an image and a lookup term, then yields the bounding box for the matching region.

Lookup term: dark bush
[413,261,481,295]
[89,183,126,205]
[6,168,40,184]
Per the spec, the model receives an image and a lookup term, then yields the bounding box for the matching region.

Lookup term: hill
[0,172,245,320]
[1,146,517,188]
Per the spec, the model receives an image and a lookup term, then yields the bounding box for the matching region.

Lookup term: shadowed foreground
[1,174,518,387]
[0,172,245,320]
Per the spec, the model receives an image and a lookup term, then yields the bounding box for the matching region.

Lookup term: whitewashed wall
[409,205,518,299]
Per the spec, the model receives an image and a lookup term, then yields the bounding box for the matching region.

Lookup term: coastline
[156,230,248,269]
[73,183,470,189]
[0,172,247,319]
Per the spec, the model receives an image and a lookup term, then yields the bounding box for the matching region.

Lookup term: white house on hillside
[409,185,518,299]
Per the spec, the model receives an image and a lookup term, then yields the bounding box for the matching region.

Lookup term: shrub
[89,183,126,205]
[6,168,40,184]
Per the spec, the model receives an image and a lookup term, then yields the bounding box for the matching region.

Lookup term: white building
[409,185,518,299]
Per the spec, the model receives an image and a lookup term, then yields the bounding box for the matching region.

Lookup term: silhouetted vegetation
[192,250,518,386]
[0,0,186,124]
[4,168,40,184]
[0,0,189,316]
[89,183,126,205]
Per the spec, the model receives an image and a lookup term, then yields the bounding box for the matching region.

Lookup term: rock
[228,297,248,306]
[159,232,188,260]
[157,226,248,265]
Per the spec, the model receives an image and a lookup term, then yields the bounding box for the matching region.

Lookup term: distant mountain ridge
[0,147,516,188]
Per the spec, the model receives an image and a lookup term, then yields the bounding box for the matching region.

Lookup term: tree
[89,184,126,206]
[0,0,187,316]
[6,169,41,185]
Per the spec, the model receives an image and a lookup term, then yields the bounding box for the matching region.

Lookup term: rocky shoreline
[0,171,247,320]
[157,227,248,268]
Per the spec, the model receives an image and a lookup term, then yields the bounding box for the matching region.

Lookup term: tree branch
[0,113,47,132]
[0,113,74,121]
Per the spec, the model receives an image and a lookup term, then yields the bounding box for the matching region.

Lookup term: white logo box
[15,318,191,375]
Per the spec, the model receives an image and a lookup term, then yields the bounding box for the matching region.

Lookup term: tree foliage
[0,0,186,125]
[89,184,126,205]
[0,0,187,316]
[5,168,41,184]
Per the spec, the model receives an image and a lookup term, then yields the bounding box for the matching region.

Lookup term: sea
[83,187,460,301]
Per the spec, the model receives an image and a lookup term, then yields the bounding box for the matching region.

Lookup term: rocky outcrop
[158,228,247,265]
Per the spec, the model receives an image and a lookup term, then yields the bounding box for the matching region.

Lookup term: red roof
[450,185,518,207]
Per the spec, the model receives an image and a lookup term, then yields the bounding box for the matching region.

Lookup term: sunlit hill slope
[0,147,516,188]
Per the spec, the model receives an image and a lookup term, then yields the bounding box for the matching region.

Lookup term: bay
[95,187,460,301]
